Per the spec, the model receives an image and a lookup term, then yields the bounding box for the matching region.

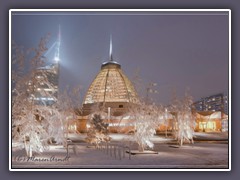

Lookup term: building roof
[83,60,139,105]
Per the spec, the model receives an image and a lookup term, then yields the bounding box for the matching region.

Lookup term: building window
[119,105,123,108]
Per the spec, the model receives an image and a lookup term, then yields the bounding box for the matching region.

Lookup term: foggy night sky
[11,11,229,105]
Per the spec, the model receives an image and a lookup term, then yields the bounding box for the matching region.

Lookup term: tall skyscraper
[30,27,61,106]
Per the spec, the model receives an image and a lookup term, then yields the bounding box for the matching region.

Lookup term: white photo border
[9,9,231,172]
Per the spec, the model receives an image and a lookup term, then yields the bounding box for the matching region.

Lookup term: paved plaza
[12,132,229,169]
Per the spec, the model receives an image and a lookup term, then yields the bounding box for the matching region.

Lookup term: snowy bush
[85,113,110,147]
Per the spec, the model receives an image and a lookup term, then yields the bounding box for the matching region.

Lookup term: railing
[66,140,84,156]
[66,140,131,160]
[97,141,131,160]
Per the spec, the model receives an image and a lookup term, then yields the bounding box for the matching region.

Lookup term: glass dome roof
[83,61,139,104]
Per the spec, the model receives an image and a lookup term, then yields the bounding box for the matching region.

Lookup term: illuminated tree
[85,111,110,147]
[170,89,195,146]
[12,36,50,157]
[129,71,164,152]
[11,35,75,157]
[129,101,161,152]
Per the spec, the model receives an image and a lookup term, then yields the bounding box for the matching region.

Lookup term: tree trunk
[138,144,144,152]
[23,136,28,156]
[29,144,32,157]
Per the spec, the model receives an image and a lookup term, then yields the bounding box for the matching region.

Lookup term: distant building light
[68,124,77,131]
[33,97,55,101]
[43,88,54,92]
[54,57,60,62]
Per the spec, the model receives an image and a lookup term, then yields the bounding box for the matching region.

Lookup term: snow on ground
[11,132,229,169]
[66,131,228,143]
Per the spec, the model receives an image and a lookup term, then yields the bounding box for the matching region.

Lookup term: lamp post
[66,116,73,141]
[164,108,169,137]
[107,107,111,126]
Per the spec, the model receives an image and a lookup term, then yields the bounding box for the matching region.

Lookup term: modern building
[77,38,139,133]
[28,28,61,106]
[32,63,59,105]
[192,92,229,132]
[223,92,228,115]
[192,93,226,112]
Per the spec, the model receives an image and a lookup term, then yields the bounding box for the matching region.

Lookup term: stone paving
[11,132,229,169]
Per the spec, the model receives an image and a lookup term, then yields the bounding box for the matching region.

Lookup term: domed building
[77,39,139,133]
[83,59,139,115]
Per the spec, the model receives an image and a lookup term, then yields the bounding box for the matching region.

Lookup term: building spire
[54,25,61,62]
[109,34,113,61]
